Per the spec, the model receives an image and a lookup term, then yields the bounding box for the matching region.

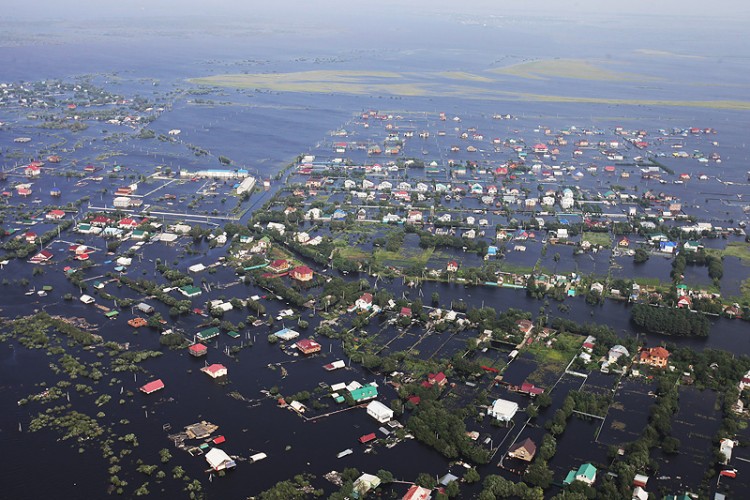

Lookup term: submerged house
[205,448,236,471]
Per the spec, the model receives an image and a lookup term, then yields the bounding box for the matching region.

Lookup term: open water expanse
[1,7,750,499]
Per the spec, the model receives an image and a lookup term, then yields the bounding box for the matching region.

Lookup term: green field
[374,247,434,269]
[582,232,612,248]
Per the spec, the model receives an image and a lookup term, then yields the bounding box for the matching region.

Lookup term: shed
[136,302,155,314]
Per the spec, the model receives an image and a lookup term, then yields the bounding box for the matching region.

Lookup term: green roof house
[179,285,202,298]
[564,463,596,486]
[197,327,220,341]
[350,384,378,403]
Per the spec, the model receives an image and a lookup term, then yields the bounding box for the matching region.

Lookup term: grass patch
[374,247,434,269]
[337,246,369,261]
[439,71,493,83]
[489,59,657,82]
[525,332,582,385]
[716,242,750,263]
[582,232,612,248]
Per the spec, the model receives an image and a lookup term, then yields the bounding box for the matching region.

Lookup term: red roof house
[91,215,112,226]
[400,307,412,317]
[201,363,228,378]
[188,343,208,357]
[427,372,448,388]
[295,338,321,355]
[118,218,138,229]
[520,382,545,396]
[403,485,432,500]
[46,209,66,220]
[140,379,165,394]
[446,260,458,272]
[291,265,313,282]
[639,347,670,368]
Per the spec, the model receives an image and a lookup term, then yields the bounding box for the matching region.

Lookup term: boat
[720,468,737,479]
[337,448,353,459]
[37,290,47,297]
[24,287,35,296]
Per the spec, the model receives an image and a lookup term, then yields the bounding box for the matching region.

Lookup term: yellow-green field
[439,71,493,82]
[188,69,750,110]
[489,59,656,81]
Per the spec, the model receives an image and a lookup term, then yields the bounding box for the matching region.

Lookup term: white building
[488,399,518,422]
[366,400,394,423]
[205,448,236,471]
[114,196,133,208]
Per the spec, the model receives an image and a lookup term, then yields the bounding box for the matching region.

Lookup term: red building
[291,265,313,282]
[295,338,321,355]
[188,343,208,357]
[140,379,165,394]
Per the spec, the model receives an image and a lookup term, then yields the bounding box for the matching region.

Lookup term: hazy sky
[4,0,749,20]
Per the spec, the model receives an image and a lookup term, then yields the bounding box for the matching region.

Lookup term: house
[366,400,394,423]
[590,282,604,295]
[507,438,537,462]
[140,379,165,395]
[607,345,630,364]
[201,363,228,379]
[488,399,518,422]
[268,259,290,273]
[188,263,206,274]
[205,448,236,471]
[355,293,374,311]
[295,338,321,355]
[291,265,313,282]
[266,221,286,235]
[677,295,692,309]
[564,463,597,485]
[719,438,734,464]
[402,485,432,500]
[519,382,544,396]
[427,372,448,388]
[400,307,412,317]
[352,473,381,499]
[24,165,42,177]
[350,384,378,402]
[179,285,202,298]
[29,250,54,264]
[407,210,423,223]
[660,241,678,253]
[639,347,670,368]
[46,209,65,220]
[446,260,458,272]
[274,328,300,341]
[131,229,148,241]
[188,343,208,357]
[516,319,534,336]
[118,218,138,230]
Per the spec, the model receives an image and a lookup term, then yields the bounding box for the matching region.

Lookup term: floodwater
[2,11,750,499]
